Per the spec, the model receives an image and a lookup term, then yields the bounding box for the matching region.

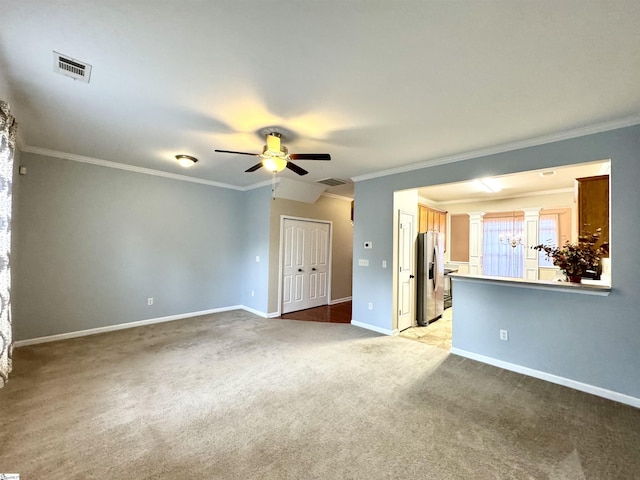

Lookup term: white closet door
[282,219,329,314]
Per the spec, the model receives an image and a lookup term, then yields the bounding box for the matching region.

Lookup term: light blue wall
[352,180,395,331]
[13,152,245,340]
[240,185,272,314]
[353,124,640,399]
[450,280,637,397]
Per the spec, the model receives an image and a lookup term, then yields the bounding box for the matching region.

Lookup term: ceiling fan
[214,132,331,176]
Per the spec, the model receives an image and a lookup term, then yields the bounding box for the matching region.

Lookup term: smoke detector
[53,51,92,83]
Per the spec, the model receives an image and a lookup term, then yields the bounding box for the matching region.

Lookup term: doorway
[397,211,415,331]
[392,189,419,333]
[399,307,453,350]
[280,217,332,314]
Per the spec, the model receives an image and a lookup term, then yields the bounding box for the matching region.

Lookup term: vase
[567,275,582,284]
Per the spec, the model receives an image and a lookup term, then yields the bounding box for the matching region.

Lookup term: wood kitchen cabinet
[575,175,609,251]
[418,204,447,250]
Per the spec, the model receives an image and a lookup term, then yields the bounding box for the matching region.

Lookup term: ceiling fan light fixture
[262,156,287,173]
[214,130,330,177]
[266,132,281,154]
[175,154,198,168]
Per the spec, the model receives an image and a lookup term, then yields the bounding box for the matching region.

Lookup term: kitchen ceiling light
[176,154,198,168]
[475,177,502,193]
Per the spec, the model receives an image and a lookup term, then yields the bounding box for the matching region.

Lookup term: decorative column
[468,212,485,276]
[522,208,541,281]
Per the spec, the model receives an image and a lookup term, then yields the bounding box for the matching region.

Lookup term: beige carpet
[1,310,639,479]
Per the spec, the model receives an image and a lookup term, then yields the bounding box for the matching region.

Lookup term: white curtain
[538,213,559,267]
[483,214,524,278]
[0,101,16,388]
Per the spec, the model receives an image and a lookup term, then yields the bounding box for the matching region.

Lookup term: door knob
[298,268,303,272]
[410,274,415,279]
[312,268,316,271]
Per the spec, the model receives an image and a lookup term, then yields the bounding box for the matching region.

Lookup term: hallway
[280,302,452,351]
[279,301,352,324]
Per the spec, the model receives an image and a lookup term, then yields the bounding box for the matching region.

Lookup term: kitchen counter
[443,268,458,308]
[448,273,611,296]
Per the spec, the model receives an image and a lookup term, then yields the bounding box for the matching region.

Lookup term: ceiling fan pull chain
[272,171,277,199]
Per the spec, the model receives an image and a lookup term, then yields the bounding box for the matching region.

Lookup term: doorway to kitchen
[399,307,452,350]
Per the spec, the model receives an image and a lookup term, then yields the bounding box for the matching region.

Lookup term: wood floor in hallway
[279,301,352,324]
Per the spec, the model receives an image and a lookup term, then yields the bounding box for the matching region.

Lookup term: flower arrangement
[532,228,608,281]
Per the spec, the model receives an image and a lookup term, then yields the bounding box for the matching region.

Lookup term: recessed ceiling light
[474,177,502,193]
[176,154,198,168]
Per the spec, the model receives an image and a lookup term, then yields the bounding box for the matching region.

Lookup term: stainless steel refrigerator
[417,231,445,326]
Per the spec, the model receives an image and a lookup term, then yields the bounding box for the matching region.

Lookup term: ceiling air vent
[317,178,348,187]
[53,51,92,83]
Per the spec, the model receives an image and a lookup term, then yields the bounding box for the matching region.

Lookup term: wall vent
[316,177,349,187]
[53,51,92,83]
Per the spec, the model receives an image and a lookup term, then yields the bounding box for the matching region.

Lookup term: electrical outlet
[255,256,260,262]
[147,297,154,306]
[382,260,387,268]
[251,290,255,297]
[368,302,373,311]
[500,329,508,341]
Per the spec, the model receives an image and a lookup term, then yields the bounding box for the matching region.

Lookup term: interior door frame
[392,190,418,334]
[396,210,416,332]
[277,215,333,317]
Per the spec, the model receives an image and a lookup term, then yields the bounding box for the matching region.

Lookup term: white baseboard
[15,305,246,347]
[450,347,640,409]
[351,320,393,336]
[329,296,352,305]
[240,305,270,318]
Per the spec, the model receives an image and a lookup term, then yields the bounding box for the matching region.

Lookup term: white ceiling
[418,160,609,204]
[1,1,639,197]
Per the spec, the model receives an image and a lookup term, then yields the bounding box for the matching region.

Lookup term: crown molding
[418,196,438,206]
[19,144,304,193]
[241,177,283,191]
[432,187,575,207]
[351,114,640,183]
[18,114,639,192]
[20,145,245,190]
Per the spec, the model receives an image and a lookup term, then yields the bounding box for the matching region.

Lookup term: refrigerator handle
[433,247,438,290]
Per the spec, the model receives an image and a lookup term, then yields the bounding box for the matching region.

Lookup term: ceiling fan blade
[289,153,331,161]
[286,162,309,176]
[214,149,259,157]
[245,162,263,173]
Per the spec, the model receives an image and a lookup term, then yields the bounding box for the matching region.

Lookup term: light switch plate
[364,241,373,249]
[358,259,369,267]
